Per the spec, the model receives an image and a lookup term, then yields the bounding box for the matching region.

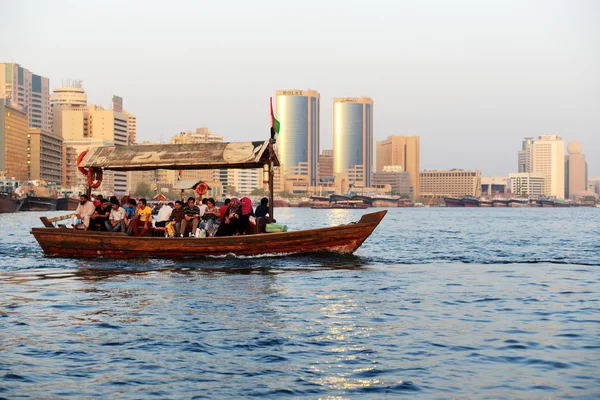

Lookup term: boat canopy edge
[79,140,280,171]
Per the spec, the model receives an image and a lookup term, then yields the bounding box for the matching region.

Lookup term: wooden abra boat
[32,210,386,258]
[31,138,387,259]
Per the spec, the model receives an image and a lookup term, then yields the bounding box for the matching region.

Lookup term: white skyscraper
[533,135,565,198]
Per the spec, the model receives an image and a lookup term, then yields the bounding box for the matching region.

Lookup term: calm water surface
[1,208,599,399]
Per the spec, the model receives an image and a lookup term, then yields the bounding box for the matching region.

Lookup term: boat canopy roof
[79,140,279,171]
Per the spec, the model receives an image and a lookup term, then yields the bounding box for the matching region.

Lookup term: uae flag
[270,97,280,134]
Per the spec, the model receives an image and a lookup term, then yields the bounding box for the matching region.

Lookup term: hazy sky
[2,0,599,176]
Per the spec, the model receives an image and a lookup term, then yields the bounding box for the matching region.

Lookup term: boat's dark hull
[19,196,57,212]
[351,195,373,206]
[31,210,387,259]
[0,196,23,213]
[541,200,554,208]
[444,197,464,207]
[509,199,529,208]
[462,198,480,207]
[57,198,80,211]
[479,200,493,207]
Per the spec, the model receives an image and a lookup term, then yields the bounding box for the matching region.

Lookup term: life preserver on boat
[195,182,208,196]
[77,150,89,176]
[87,168,103,189]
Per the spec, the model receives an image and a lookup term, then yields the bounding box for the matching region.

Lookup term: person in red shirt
[219,198,230,223]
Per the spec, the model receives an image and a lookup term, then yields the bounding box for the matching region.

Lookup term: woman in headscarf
[238,196,255,235]
[198,198,220,237]
[215,197,241,237]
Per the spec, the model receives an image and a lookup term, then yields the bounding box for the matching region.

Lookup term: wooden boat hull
[31,210,387,259]
[0,195,23,213]
[20,196,57,211]
[57,197,80,211]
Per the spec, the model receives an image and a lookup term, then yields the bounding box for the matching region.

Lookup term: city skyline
[1,0,598,177]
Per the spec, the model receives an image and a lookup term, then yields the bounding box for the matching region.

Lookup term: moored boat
[508,198,529,207]
[478,198,493,207]
[541,199,554,208]
[492,198,510,207]
[17,181,58,211]
[0,176,24,213]
[371,195,401,208]
[461,196,480,207]
[444,197,464,207]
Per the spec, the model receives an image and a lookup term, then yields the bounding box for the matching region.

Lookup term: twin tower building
[275,90,373,192]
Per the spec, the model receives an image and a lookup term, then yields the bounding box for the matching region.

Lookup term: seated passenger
[91,198,111,230]
[198,198,220,237]
[168,200,185,237]
[215,198,241,237]
[219,198,230,223]
[155,202,174,228]
[181,197,200,237]
[105,199,126,232]
[238,196,255,235]
[73,194,96,230]
[122,198,137,234]
[132,198,153,236]
[255,197,269,218]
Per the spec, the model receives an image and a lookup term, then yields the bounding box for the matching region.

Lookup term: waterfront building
[0,100,28,181]
[27,128,63,184]
[0,63,52,131]
[122,110,137,145]
[508,173,545,197]
[333,97,373,187]
[373,166,412,196]
[376,135,420,198]
[59,102,131,194]
[275,90,320,189]
[481,176,508,197]
[318,149,334,182]
[589,177,600,195]
[518,137,535,173]
[564,141,587,199]
[533,135,565,198]
[419,169,481,197]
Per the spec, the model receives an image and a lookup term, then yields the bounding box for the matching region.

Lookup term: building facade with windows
[333,97,373,188]
[376,135,420,198]
[533,135,564,198]
[508,173,545,197]
[0,63,51,132]
[420,169,482,197]
[27,128,63,184]
[0,100,29,180]
[275,89,320,191]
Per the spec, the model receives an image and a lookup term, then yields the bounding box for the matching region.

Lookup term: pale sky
[2,0,599,176]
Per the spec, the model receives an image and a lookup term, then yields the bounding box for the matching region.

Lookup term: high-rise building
[564,141,587,198]
[376,135,420,198]
[0,63,51,131]
[533,135,565,198]
[60,102,131,194]
[420,169,482,197]
[0,100,29,180]
[333,97,373,187]
[122,110,137,145]
[509,173,545,197]
[275,90,320,189]
[27,128,63,183]
[518,137,534,173]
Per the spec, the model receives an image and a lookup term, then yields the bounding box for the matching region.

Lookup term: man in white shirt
[105,200,126,232]
[197,198,208,217]
[155,202,174,228]
[73,194,96,230]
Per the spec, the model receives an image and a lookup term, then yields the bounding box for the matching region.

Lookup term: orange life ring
[87,168,103,189]
[195,182,208,195]
[77,150,89,176]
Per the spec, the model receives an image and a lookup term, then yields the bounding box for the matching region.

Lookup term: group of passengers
[73,194,270,238]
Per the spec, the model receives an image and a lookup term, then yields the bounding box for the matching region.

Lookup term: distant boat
[350,195,373,206]
[492,198,510,208]
[479,198,493,207]
[508,198,529,208]
[461,196,480,207]
[372,195,401,208]
[444,197,463,207]
[0,176,23,213]
[17,181,58,212]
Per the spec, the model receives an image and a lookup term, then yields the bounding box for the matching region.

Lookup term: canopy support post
[268,137,275,222]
